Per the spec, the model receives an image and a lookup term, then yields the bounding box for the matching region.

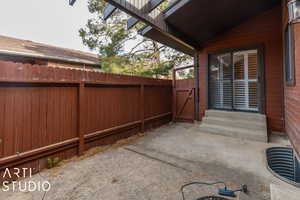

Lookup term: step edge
[199,124,267,135]
[206,110,266,118]
[202,117,267,128]
[198,127,267,141]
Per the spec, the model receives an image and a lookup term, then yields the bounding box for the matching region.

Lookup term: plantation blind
[209,49,259,112]
[209,53,233,109]
[233,50,258,111]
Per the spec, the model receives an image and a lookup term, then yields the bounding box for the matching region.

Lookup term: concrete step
[202,116,267,131]
[198,123,267,143]
[271,183,300,200]
[205,109,266,122]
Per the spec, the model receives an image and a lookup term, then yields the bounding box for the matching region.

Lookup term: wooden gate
[173,66,195,123]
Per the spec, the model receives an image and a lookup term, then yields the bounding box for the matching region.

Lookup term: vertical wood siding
[285,21,300,157]
[198,6,284,132]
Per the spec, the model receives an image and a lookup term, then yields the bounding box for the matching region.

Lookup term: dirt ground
[0,123,291,200]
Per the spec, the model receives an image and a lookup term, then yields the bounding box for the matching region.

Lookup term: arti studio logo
[2,168,51,192]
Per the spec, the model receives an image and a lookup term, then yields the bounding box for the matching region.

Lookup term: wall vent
[266,147,300,187]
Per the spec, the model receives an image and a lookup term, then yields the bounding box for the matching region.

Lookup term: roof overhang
[164,0,281,46]
[0,50,100,66]
[104,0,197,55]
[141,0,281,53]
[104,0,281,55]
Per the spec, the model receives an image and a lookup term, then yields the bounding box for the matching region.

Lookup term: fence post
[140,84,145,133]
[172,68,176,122]
[194,54,200,121]
[78,83,85,156]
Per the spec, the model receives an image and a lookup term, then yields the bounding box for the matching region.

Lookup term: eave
[104,0,281,55]
[103,0,197,55]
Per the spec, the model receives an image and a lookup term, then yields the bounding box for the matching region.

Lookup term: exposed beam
[138,25,195,55]
[139,24,200,52]
[127,17,139,30]
[148,0,166,11]
[69,0,77,6]
[103,4,117,20]
[164,0,190,18]
[104,0,197,52]
[127,0,165,30]
[104,0,169,33]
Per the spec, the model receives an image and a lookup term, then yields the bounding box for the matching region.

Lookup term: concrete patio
[0,123,296,200]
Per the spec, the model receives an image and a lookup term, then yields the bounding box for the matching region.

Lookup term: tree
[79,0,192,78]
[79,0,135,57]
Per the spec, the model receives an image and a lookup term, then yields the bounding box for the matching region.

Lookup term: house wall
[283,0,300,156]
[285,22,300,157]
[0,55,47,65]
[198,6,284,132]
[0,55,98,71]
[47,61,97,71]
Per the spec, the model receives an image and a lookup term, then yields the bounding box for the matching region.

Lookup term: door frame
[207,45,265,114]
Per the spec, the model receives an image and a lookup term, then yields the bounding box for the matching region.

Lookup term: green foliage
[177,68,194,79]
[79,0,136,57]
[79,0,192,78]
[100,56,130,74]
[47,157,60,169]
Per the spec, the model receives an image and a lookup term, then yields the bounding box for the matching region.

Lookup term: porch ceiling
[141,0,281,53]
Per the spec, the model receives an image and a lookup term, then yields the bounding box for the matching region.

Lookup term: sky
[0,0,97,53]
[0,0,178,58]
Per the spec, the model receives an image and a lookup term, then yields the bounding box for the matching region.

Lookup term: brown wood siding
[199,53,208,120]
[281,0,300,159]
[198,6,284,132]
[285,21,300,157]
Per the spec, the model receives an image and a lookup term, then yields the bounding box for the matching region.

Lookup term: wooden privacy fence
[173,78,195,122]
[0,61,172,174]
[173,65,195,123]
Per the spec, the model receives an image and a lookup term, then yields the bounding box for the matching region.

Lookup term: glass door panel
[233,50,258,111]
[209,49,260,112]
[209,53,232,110]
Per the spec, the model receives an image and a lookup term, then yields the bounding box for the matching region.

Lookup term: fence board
[85,86,141,133]
[174,78,195,122]
[0,61,172,176]
[144,86,172,118]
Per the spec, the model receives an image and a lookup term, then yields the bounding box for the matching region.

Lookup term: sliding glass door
[209,48,261,112]
[209,53,233,109]
[233,50,258,111]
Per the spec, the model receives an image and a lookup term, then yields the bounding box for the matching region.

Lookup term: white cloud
[0,0,94,53]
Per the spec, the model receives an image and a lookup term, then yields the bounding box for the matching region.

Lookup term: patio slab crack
[123,146,193,173]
